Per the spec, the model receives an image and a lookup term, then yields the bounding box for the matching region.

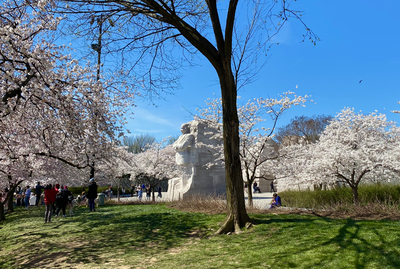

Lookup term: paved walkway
[111,190,274,209]
[244,191,274,209]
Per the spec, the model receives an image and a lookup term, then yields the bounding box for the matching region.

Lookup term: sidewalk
[111,190,274,209]
[244,191,274,209]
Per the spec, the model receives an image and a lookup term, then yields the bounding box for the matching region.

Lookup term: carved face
[181,123,190,134]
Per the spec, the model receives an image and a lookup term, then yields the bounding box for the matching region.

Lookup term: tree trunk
[351,186,359,205]
[247,183,254,207]
[7,191,14,213]
[215,66,250,234]
[0,201,4,221]
[117,184,120,202]
[6,180,21,213]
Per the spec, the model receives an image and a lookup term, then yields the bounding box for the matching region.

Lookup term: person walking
[24,186,31,209]
[108,186,113,199]
[137,185,143,201]
[131,185,136,197]
[87,178,98,212]
[44,184,58,223]
[270,181,276,193]
[146,186,151,201]
[35,182,44,206]
[53,184,60,214]
[253,182,258,193]
[55,186,72,217]
[157,186,162,198]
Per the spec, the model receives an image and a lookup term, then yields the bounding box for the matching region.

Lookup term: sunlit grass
[1,204,400,268]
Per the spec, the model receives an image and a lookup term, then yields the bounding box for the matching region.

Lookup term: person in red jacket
[52,184,60,214]
[44,184,58,223]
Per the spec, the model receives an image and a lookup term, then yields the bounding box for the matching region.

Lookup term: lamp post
[89,14,103,180]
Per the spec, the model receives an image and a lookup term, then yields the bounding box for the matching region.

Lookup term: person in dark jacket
[55,186,72,217]
[35,182,44,206]
[87,178,98,212]
[157,186,162,198]
[270,181,276,193]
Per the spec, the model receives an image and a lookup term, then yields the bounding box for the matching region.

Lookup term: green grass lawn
[1,204,399,269]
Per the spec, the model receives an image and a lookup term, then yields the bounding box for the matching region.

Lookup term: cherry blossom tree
[130,141,180,202]
[96,146,135,201]
[274,108,400,205]
[0,0,133,219]
[195,91,311,206]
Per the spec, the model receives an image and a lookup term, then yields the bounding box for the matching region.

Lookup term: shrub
[280,184,400,209]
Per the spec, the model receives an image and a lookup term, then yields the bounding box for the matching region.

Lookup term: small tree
[274,115,332,145]
[196,92,311,206]
[131,142,180,202]
[122,134,156,154]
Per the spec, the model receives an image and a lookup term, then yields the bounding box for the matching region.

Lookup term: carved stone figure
[167,120,226,200]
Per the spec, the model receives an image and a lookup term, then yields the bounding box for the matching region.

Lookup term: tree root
[215,214,253,234]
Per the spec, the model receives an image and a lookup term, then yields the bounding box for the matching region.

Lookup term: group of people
[245,181,277,194]
[243,181,281,209]
[1,183,46,209]
[42,178,98,221]
[1,178,99,222]
[43,183,74,222]
[136,184,151,201]
[135,185,162,201]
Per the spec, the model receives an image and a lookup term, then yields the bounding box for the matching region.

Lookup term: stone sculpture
[167,120,226,200]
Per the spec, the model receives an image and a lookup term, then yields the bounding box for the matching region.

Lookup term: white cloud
[133,107,175,127]
[269,21,292,45]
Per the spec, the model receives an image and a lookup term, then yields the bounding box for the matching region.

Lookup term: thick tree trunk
[351,186,359,205]
[215,66,250,234]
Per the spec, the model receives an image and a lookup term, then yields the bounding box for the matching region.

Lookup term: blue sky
[125,0,400,141]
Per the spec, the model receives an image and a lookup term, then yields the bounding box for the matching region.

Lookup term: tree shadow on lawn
[320,218,400,269]
[250,214,400,268]
[2,204,215,268]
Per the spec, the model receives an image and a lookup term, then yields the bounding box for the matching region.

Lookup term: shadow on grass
[249,214,400,268]
[0,204,218,268]
[320,218,400,269]
[2,206,400,268]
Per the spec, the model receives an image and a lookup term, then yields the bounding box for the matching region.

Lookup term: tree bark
[247,182,254,207]
[351,186,359,205]
[0,201,4,221]
[6,180,22,214]
[215,64,250,234]
[6,190,14,213]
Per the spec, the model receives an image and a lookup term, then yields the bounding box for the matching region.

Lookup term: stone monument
[167,120,226,200]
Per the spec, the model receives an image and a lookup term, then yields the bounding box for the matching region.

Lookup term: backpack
[56,192,63,200]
